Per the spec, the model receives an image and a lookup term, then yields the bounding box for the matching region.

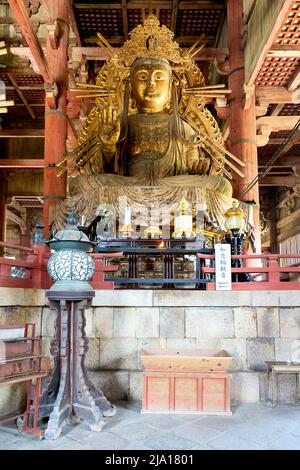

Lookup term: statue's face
[132,63,170,113]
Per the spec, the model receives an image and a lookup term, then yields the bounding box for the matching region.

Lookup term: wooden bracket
[47,20,60,50]
[45,81,58,109]
[256,125,272,147]
[242,83,255,109]
[215,97,230,119]
[214,57,230,76]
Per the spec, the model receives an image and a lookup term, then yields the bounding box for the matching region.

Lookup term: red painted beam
[0,159,45,168]
[8,0,53,84]
[0,129,44,138]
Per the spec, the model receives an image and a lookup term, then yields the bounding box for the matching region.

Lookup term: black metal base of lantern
[225,230,253,282]
[37,290,116,440]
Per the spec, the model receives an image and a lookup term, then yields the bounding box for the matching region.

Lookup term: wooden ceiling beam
[287,64,300,92]
[269,104,285,116]
[74,3,122,9]
[0,159,44,168]
[7,0,53,85]
[70,46,228,62]
[13,103,44,107]
[178,1,225,9]
[74,0,225,9]
[170,0,179,32]
[7,73,36,119]
[5,84,45,90]
[256,86,300,104]
[70,0,82,47]
[0,129,44,137]
[259,176,297,186]
[258,155,300,168]
[121,0,129,41]
[268,50,300,58]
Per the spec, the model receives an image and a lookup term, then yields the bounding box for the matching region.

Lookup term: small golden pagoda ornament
[173,198,194,238]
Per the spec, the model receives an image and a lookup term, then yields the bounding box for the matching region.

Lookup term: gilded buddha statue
[54,15,248,233]
[98,56,213,181]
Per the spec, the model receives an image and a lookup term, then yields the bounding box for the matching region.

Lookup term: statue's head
[130,58,172,114]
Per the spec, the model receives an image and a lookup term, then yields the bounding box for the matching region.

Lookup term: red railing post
[268,256,280,283]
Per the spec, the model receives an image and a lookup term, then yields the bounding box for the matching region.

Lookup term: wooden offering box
[141,349,233,415]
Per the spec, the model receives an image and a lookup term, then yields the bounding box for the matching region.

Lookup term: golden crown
[98,14,182,67]
[117,14,182,66]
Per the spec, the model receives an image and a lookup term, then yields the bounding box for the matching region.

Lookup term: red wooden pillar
[0,172,7,255]
[43,0,69,238]
[227,0,261,256]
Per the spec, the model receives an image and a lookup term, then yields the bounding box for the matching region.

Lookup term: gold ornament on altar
[224,200,245,234]
[173,197,194,238]
[57,15,244,181]
[144,224,162,239]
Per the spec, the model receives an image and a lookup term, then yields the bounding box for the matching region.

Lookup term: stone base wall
[0,289,300,414]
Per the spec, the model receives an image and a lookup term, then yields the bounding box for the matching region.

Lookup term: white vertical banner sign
[215,243,232,291]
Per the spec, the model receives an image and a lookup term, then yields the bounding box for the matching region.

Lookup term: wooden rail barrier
[0,243,122,290]
[197,253,300,290]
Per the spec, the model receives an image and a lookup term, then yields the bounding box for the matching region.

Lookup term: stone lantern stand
[38,214,115,440]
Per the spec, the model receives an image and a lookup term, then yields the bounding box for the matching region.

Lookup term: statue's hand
[186,146,210,175]
[99,106,121,155]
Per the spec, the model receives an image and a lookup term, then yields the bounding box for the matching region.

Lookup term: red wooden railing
[197,253,300,290]
[0,242,122,290]
[1,242,300,290]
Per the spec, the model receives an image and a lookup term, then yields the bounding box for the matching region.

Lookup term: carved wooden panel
[255,57,300,86]
[14,75,44,85]
[22,89,45,103]
[273,1,300,46]
[279,103,300,115]
[175,8,224,38]
[76,7,123,40]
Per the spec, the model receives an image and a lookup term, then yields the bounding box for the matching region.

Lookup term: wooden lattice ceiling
[73,0,226,46]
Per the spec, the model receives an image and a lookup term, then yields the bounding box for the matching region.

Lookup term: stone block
[251,291,280,307]
[195,338,222,349]
[113,308,136,338]
[278,291,300,307]
[41,307,56,337]
[280,308,300,339]
[135,308,159,338]
[247,338,275,371]
[234,307,257,338]
[129,371,143,402]
[24,289,47,306]
[99,338,138,370]
[93,307,113,338]
[24,307,42,336]
[220,338,247,371]
[0,288,46,307]
[88,370,129,400]
[257,307,279,337]
[0,383,26,416]
[0,306,25,325]
[94,290,153,307]
[85,338,100,370]
[153,290,252,307]
[275,338,300,362]
[137,338,167,370]
[231,372,260,403]
[167,338,196,349]
[185,307,234,338]
[84,307,94,338]
[261,372,298,403]
[159,307,185,338]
